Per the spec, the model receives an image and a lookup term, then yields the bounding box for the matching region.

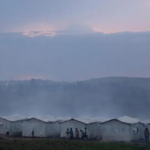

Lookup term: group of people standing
[66,127,88,139]
[66,127,149,143]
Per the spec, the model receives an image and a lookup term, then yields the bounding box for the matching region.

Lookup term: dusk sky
[0,0,150,81]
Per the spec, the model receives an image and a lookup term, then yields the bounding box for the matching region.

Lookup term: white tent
[0,117,10,135]
[2,115,28,137]
[118,116,140,124]
[100,119,142,142]
[35,115,71,122]
[60,119,87,138]
[2,114,27,121]
[131,122,146,141]
[10,120,27,137]
[118,116,146,140]
[22,118,61,138]
[22,118,48,137]
[87,122,101,140]
[75,117,106,124]
[145,123,150,140]
[46,121,60,137]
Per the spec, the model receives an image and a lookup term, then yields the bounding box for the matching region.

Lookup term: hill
[0,77,150,118]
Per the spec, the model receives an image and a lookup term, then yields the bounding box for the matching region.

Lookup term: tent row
[0,116,150,141]
[0,117,60,138]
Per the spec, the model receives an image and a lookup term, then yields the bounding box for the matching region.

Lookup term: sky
[0,0,150,81]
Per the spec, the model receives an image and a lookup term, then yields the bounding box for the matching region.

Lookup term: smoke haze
[0,0,150,119]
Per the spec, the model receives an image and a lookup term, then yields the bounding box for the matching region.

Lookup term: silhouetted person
[6,131,9,137]
[75,128,79,138]
[80,130,87,139]
[85,127,88,139]
[70,128,73,139]
[80,130,84,139]
[144,128,149,143]
[32,131,34,138]
[66,128,70,139]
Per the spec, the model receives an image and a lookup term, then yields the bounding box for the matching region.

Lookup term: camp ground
[0,115,150,142]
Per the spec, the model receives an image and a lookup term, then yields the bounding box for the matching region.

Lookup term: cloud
[23,31,57,37]
[12,23,55,33]
[22,23,95,37]
[12,75,48,80]
[64,23,94,34]
[0,0,150,33]
[0,31,150,81]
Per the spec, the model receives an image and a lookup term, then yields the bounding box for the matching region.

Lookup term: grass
[0,139,150,150]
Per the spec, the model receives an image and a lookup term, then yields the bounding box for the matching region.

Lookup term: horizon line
[1,76,150,82]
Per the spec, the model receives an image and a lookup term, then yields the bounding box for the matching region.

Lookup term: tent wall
[87,123,101,140]
[10,121,23,137]
[147,124,150,139]
[100,120,132,141]
[140,123,147,139]
[46,122,60,138]
[0,118,10,135]
[22,119,47,137]
[60,120,87,138]
[131,123,145,141]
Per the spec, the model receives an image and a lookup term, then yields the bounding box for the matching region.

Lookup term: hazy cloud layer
[0,0,150,33]
[0,31,150,81]
[1,0,150,118]
[1,77,150,118]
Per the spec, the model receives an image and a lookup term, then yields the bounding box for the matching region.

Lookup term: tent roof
[140,119,150,124]
[2,115,28,122]
[117,116,140,124]
[23,117,50,123]
[60,118,87,124]
[75,117,106,124]
[0,117,10,122]
[1,115,149,124]
[34,116,72,122]
[100,119,133,125]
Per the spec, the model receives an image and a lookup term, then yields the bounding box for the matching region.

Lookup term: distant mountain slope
[0,77,150,118]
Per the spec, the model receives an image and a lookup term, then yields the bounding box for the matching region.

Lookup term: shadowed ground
[0,138,149,150]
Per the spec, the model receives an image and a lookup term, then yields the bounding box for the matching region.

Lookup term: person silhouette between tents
[66,128,70,138]
[144,128,149,143]
[32,130,34,138]
[75,128,79,139]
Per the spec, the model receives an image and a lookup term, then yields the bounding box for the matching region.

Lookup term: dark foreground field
[0,139,150,150]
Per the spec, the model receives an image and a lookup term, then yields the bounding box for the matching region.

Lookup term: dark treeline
[0,77,150,118]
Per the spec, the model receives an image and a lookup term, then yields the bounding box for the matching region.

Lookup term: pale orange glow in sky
[23,31,57,37]
[12,23,55,33]
[13,75,48,80]
[14,23,58,37]
[17,21,150,36]
[92,27,122,34]
[91,24,150,34]
[92,27,150,34]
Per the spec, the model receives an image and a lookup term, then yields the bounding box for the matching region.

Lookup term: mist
[0,77,150,119]
[0,31,150,81]
[0,0,150,119]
